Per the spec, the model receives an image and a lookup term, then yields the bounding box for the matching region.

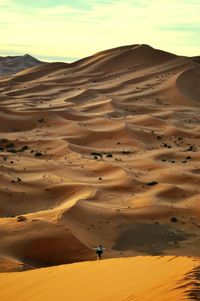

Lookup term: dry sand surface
[0,44,200,299]
[0,256,200,301]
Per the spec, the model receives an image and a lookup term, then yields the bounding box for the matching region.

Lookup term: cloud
[34,54,79,63]
[0,0,11,6]
[0,0,199,59]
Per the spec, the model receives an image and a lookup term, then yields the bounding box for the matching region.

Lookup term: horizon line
[0,44,199,64]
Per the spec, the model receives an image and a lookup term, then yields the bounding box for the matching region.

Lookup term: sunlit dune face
[0,256,199,301]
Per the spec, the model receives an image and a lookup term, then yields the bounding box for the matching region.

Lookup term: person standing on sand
[95,245,104,260]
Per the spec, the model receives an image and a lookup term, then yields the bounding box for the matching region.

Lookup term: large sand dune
[0,44,200,277]
[1,256,200,301]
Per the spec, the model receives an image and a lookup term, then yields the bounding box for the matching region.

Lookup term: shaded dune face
[113,223,190,255]
[176,67,200,102]
[0,44,200,271]
[4,232,95,268]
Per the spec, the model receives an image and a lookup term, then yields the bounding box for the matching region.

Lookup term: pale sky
[0,0,199,62]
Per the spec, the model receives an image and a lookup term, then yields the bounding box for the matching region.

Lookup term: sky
[0,0,199,62]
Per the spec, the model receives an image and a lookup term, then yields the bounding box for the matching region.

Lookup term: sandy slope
[0,256,199,301]
[0,44,200,273]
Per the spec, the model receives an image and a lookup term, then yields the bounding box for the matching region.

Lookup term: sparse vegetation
[147,181,158,186]
[17,216,27,222]
[121,151,131,155]
[91,152,113,158]
[171,217,178,223]
[106,153,113,158]
[35,152,43,157]
[91,152,102,157]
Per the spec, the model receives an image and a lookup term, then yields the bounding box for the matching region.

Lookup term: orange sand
[0,256,198,301]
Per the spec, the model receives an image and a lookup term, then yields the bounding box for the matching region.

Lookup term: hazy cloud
[0,0,199,59]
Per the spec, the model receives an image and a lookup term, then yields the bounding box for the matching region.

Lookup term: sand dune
[0,256,200,301]
[0,44,200,277]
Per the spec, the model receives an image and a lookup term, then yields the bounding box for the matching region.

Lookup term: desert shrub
[171,217,178,223]
[17,216,27,222]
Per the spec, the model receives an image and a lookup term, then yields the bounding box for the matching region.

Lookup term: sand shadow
[113,223,190,255]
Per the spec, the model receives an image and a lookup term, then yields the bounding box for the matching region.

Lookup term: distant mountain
[0,54,44,76]
[192,56,200,64]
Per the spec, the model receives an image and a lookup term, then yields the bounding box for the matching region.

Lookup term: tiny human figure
[96,245,104,260]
